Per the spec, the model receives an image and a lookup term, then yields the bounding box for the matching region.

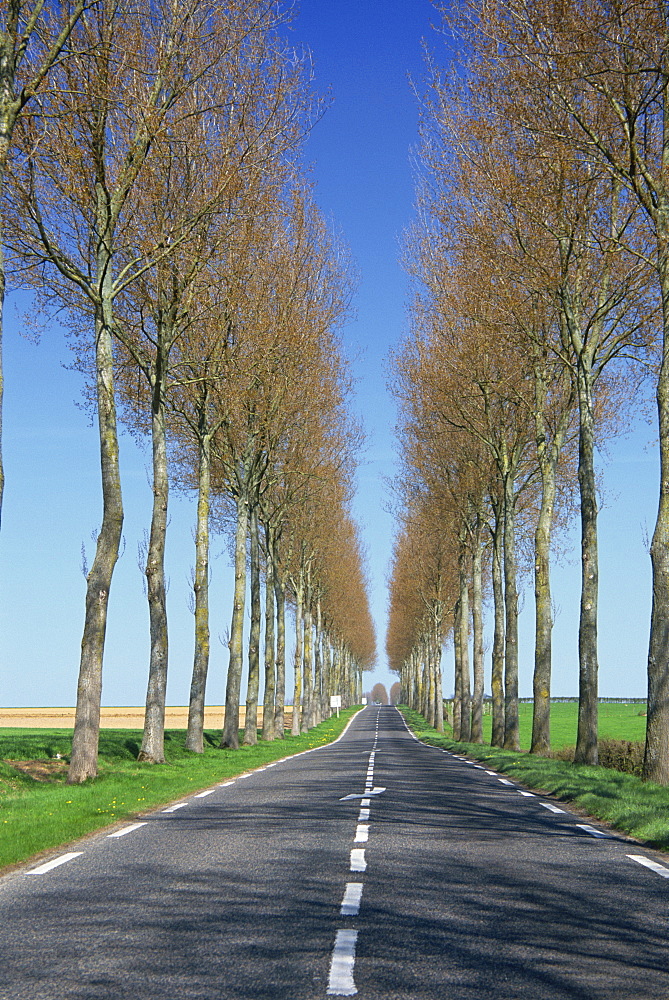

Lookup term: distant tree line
[387,0,669,783]
[0,0,375,783]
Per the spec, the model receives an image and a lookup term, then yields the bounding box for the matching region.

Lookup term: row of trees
[387,0,669,782]
[363,682,401,705]
[1,0,375,783]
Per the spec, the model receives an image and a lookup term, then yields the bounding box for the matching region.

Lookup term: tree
[9,0,292,781]
[371,683,388,704]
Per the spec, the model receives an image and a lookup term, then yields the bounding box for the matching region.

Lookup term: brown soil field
[0,706,294,729]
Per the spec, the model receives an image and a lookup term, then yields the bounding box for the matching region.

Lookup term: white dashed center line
[340,882,363,916]
[327,929,358,996]
[357,808,370,822]
[354,824,369,843]
[350,848,366,872]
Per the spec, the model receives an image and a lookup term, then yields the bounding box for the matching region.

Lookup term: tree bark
[138,362,170,764]
[503,469,520,751]
[531,461,555,756]
[471,526,484,743]
[68,290,123,781]
[458,537,471,741]
[645,237,669,783]
[432,626,444,732]
[530,366,571,756]
[291,576,303,735]
[313,596,323,725]
[221,489,249,749]
[273,564,286,738]
[301,589,313,733]
[261,527,276,740]
[490,511,505,748]
[243,505,261,745]
[186,427,211,753]
[574,362,599,765]
[452,599,462,741]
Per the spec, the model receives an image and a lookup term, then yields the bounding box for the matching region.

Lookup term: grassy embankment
[402,703,669,851]
[0,709,359,871]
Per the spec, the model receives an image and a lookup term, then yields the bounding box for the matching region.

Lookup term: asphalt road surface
[1,705,669,999]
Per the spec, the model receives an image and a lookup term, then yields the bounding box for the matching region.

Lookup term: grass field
[0,710,359,872]
[477,700,648,750]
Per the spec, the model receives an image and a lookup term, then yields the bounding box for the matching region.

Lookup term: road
[1,705,668,998]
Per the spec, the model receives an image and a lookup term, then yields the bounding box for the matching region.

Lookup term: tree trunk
[574,362,599,765]
[138,367,170,764]
[221,489,249,749]
[503,470,520,751]
[490,509,505,747]
[313,597,323,725]
[453,599,462,741]
[458,538,471,741]
[432,626,444,732]
[471,527,484,743]
[273,565,286,738]
[262,527,276,741]
[68,304,123,782]
[645,241,669,781]
[186,428,211,754]
[323,637,332,717]
[425,641,435,727]
[243,505,261,745]
[301,590,313,733]
[291,577,303,735]
[530,369,571,756]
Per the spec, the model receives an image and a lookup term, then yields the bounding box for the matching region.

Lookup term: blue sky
[0,0,659,709]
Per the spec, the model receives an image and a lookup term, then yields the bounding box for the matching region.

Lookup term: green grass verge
[0,709,360,871]
[401,706,669,852]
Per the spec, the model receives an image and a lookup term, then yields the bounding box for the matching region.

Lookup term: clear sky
[0,0,659,709]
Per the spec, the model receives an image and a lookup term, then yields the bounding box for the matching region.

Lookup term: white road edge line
[350,848,366,872]
[577,824,611,838]
[194,789,217,798]
[498,778,515,786]
[628,854,669,878]
[518,791,535,797]
[340,882,363,916]
[162,802,188,812]
[107,822,148,838]
[327,928,358,996]
[540,802,565,814]
[26,852,83,874]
